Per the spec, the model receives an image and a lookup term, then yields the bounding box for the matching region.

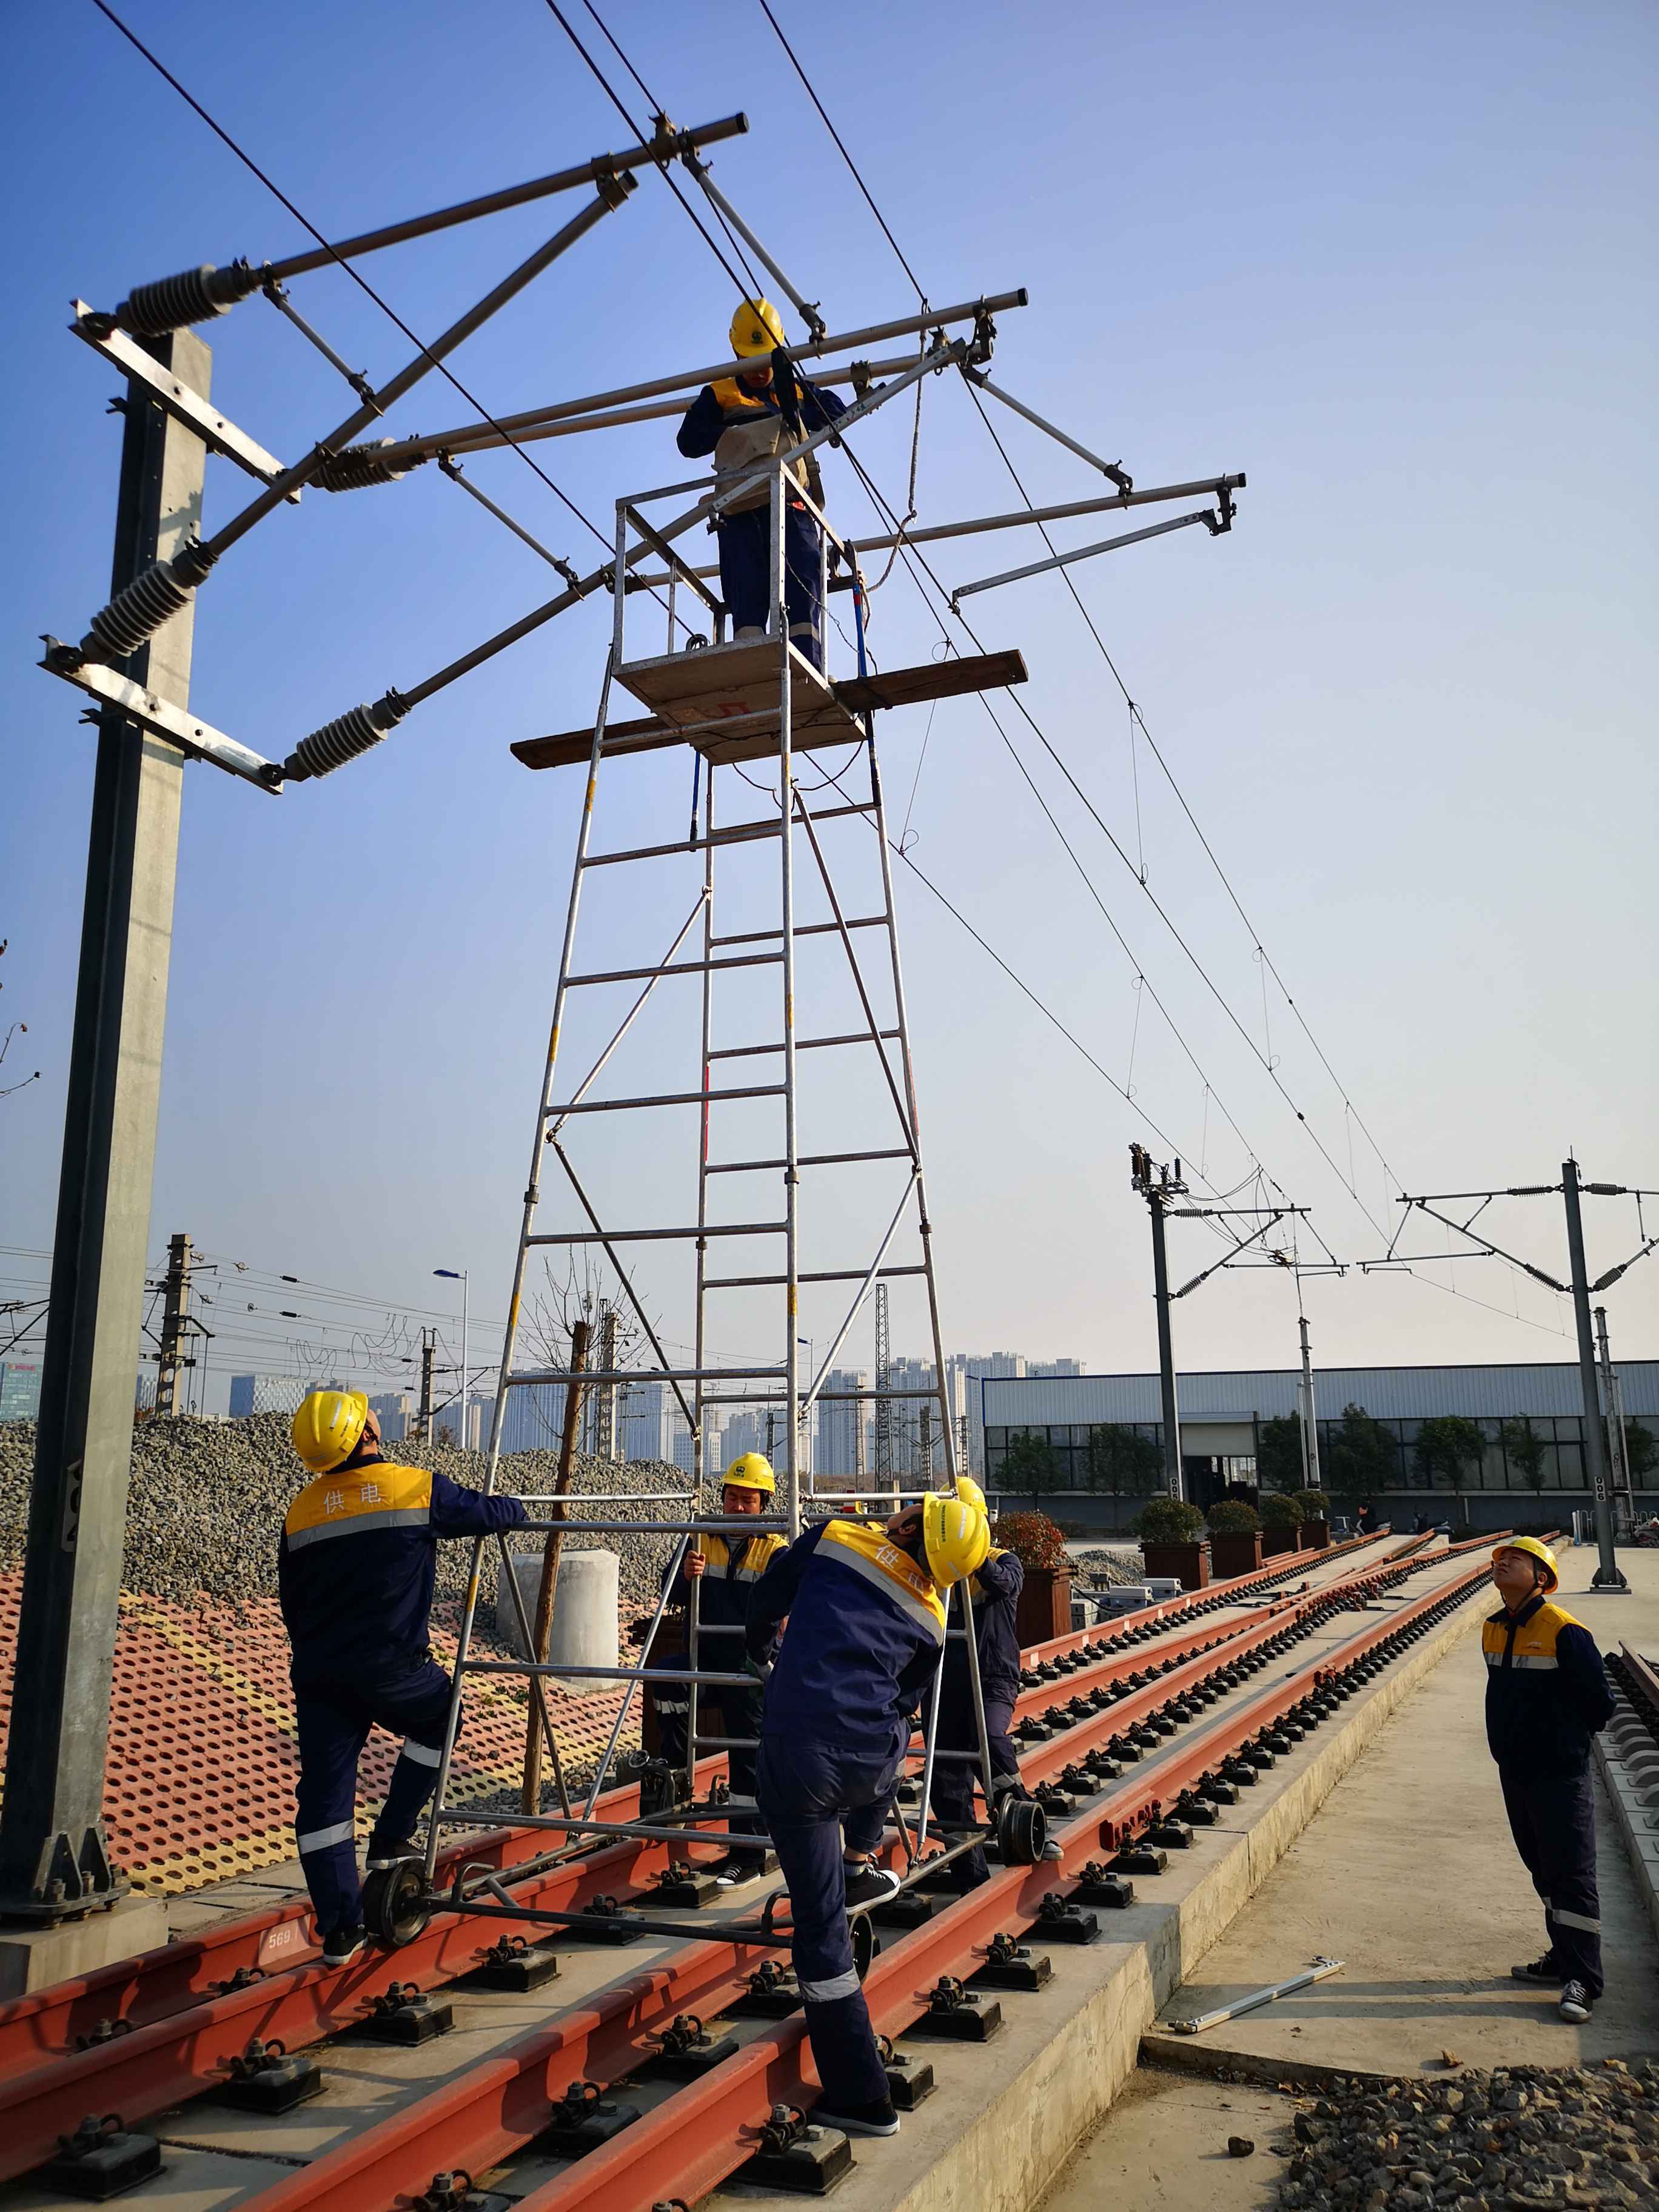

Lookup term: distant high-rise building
[0,1362,42,1423]
[367,1392,412,1446]
[229,1372,349,1420]
[497,1382,567,1457]
[814,1369,870,1482]
[229,1373,317,1419]
[959,1353,1028,1474]
[620,1378,669,1465]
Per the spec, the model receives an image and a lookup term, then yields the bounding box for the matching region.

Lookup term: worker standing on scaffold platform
[677,297,846,671]
[648,1452,786,1877]
[278,1391,527,1966]
[1484,1537,1614,2026]
[745,1493,990,2138]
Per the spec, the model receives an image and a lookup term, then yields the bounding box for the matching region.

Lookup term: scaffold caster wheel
[851,1910,877,1982]
[363,1860,432,1948]
[997,1794,1048,1866]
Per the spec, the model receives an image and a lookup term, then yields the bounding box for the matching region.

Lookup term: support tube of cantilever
[685,155,825,337]
[264,114,747,280]
[963,367,1132,491]
[951,508,1216,604]
[359,292,1028,470]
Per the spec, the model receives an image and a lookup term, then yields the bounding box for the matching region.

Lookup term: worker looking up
[648,1452,785,1879]
[676,298,846,671]
[746,1493,990,2140]
[1484,1537,1614,2025]
[278,1390,527,1967]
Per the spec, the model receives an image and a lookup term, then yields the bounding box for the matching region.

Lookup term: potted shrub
[1259,1491,1304,1557]
[1293,1489,1332,1549]
[1207,1499,1263,1579]
[991,1510,1073,1645]
[1136,1495,1209,1591]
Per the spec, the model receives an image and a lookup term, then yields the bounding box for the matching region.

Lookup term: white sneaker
[1041,1840,1063,1861]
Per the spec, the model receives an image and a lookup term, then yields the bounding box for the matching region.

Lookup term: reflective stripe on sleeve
[297,1818,356,1854]
[799,1968,861,2002]
[397,1738,443,1768]
[1551,1906,1601,1934]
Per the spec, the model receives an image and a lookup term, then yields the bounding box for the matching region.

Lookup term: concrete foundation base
[496,1547,618,1692]
[0,1893,170,1999]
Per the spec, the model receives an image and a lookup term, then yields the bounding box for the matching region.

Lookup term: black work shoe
[365,1835,419,1871]
[842,1864,902,1909]
[1511,1954,1566,1984]
[322,1922,367,1967]
[1558,1980,1593,2023]
[809,2096,900,2138]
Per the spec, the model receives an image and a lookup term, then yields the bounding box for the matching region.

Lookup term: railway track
[0,1531,1497,2208]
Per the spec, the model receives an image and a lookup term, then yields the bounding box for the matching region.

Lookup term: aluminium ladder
[401,449,1033,1923]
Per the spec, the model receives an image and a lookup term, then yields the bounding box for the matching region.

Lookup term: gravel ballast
[1275,2058,1658,2210]
[0,1415,700,1615]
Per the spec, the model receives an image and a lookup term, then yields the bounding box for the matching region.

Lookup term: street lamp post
[434,1268,469,1450]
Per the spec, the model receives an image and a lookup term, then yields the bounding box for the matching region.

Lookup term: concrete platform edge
[1138,2031,1399,2094]
[0,1895,171,2000]
[877,1594,1489,2212]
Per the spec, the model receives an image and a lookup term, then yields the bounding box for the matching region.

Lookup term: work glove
[743,1654,774,1687]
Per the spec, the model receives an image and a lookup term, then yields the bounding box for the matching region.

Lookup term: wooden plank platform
[511,643,1028,773]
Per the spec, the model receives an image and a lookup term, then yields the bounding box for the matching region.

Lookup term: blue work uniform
[649,1525,787,1860]
[676,369,846,669]
[278,1455,526,1937]
[746,1517,946,2110]
[928,1546,1025,1885]
[1483,1592,1615,1996]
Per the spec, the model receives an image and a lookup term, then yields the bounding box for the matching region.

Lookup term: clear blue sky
[3,0,1655,1409]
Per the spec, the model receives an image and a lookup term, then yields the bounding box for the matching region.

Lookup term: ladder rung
[545,1084,786,1116]
[567,951,782,985]
[583,817,783,868]
[704,1264,927,1290]
[711,914,887,948]
[528,1219,788,1245]
[705,1146,914,1175]
[708,1028,899,1062]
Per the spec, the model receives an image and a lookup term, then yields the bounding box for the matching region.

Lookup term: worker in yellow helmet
[676,298,848,670]
[1484,1537,1614,2024]
[646,1452,785,1877]
[280,1390,527,1966]
[744,1491,990,2138]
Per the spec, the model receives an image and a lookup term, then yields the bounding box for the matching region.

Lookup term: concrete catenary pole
[0,331,210,1922]
[1148,1186,1184,1501]
[1297,1313,1322,1490]
[1561,1159,1626,1590]
[152,1232,194,1418]
[417,1330,436,1446]
[1595,1305,1633,1538]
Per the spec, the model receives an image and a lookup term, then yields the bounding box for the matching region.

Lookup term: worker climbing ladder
[363,438,1046,1946]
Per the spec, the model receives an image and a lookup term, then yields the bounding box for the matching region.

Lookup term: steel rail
[504,1550,1499,2212]
[0,1533,1375,2085]
[220,1551,1496,2212]
[0,1538,1488,2183]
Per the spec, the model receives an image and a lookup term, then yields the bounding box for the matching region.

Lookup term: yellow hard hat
[729,297,786,358]
[723,1452,776,1495]
[1493,1534,1558,1592]
[292,1389,369,1474]
[954,1475,987,1515]
[922,1493,991,1590]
